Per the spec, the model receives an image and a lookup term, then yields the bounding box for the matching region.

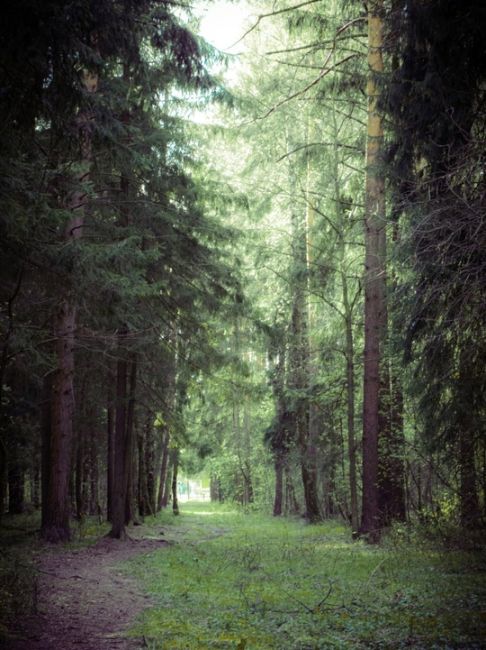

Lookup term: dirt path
[6,529,168,650]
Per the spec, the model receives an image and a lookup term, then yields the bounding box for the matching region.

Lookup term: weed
[125,503,486,649]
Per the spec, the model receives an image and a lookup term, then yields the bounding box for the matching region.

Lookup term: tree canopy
[0,0,485,545]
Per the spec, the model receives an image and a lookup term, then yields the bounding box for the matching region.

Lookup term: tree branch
[231,0,325,48]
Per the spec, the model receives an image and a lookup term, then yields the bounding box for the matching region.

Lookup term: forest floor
[1,504,486,649]
[0,516,167,649]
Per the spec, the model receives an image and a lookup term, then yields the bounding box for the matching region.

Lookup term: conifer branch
[258,53,358,120]
[231,0,325,48]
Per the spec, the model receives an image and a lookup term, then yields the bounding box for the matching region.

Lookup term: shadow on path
[5,528,168,650]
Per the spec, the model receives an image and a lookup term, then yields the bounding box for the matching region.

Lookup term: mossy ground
[126,503,486,649]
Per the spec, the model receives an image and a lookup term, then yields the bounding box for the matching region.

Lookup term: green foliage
[127,503,486,649]
[0,0,242,528]
[384,0,486,526]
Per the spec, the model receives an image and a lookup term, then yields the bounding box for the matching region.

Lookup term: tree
[0,0,238,537]
[385,0,486,529]
[359,0,387,541]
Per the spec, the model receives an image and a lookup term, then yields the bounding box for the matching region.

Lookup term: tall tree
[359,0,386,541]
[42,63,98,542]
[386,0,486,528]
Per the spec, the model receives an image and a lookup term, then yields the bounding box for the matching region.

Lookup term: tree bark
[285,466,300,515]
[31,448,41,509]
[157,427,170,511]
[287,152,320,523]
[108,330,128,539]
[89,425,99,515]
[359,1,386,542]
[41,67,98,542]
[107,367,115,522]
[145,416,156,515]
[137,425,147,518]
[378,373,406,524]
[75,427,85,521]
[137,413,154,518]
[273,455,284,516]
[42,302,76,541]
[124,355,137,526]
[171,448,179,516]
[163,466,173,507]
[342,272,359,534]
[242,401,254,505]
[8,456,24,514]
[0,439,6,523]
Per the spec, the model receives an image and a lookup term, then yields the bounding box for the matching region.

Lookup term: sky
[198,1,252,55]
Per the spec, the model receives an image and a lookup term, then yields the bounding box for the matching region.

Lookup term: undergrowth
[127,503,486,649]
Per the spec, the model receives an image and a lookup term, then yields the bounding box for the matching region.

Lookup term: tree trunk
[328,29,360,537]
[107,369,115,522]
[89,425,99,515]
[157,428,170,511]
[145,416,156,515]
[8,456,24,514]
[378,373,406,525]
[482,440,486,520]
[342,273,359,535]
[137,426,146,518]
[303,145,321,522]
[31,449,41,509]
[288,154,320,522]
[41,374,52,530]
[41,67,98,543]
[42,302,76,542]
[108,331,128,539]
[75,429,85,520]
[285,465,300,515]
[124,355,138,526]
[137,414,153,518]
[0,439,6,522]
[359,0,386,542]
[171,448,179,515]
[242,401,254,505]
[162,466,173,507]
[210,475,221,503]
[273,455,284,516]
[269,342,290,518]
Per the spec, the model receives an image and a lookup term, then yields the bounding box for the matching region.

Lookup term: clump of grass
[126,503,486,649]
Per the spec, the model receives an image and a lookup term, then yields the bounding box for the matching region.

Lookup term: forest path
[6,525,169,650]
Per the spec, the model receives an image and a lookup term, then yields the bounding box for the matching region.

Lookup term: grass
[1,506,484,648]
[126,503,486,649]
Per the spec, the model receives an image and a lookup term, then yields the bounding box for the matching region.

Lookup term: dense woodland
[0,0,485,549]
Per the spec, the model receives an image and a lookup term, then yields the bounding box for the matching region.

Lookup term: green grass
[126,503,486,649]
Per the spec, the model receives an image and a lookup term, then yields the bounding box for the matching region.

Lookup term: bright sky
[198,1,252,54]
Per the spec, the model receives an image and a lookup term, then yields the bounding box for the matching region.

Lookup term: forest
[0,0,485,648]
